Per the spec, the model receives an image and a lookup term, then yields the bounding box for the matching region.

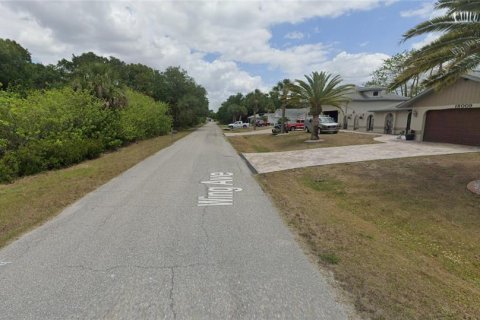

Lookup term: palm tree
[246,89,264,130]
[72,63,127,109]
[228,104,247,122]
[391,0,480,91]
[291,71,353,140]
[272,79,294,133]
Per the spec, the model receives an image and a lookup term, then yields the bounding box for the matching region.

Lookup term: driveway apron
[242,135,480,174]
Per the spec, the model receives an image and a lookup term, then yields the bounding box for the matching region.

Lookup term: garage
[323,110,338,122]
[424,108,480,146]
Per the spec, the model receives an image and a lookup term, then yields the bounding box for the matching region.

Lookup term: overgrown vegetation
[258,153,480,319]
[0,88,171,182]
[0,38,208,182]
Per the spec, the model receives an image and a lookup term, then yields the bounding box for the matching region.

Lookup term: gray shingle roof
[348,86,409,102]
[368,103,411,112]
[376,72,480,110]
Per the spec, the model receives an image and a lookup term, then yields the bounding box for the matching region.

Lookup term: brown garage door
[424,108,480,146]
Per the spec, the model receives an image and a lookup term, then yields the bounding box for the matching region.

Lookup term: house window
[373,91,379,96]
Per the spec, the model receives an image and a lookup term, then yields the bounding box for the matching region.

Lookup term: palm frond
[437,0,480,14]
[291,71,353,114]
[392,0,480,91]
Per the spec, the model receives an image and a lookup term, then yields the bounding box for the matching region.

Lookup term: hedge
[0,87,171,182]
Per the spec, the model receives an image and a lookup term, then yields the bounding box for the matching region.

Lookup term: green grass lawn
[228,131,380,153]
[0,131,190,248]
[257,153,480,319]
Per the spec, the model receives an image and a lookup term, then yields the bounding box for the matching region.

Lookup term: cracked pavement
[0,123,352,319]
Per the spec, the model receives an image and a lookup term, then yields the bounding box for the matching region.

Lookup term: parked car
[254,119,266,127]
[305,116,340,134]
[272,122,288,134]
[286,119,305,131]
[228,121,250,129]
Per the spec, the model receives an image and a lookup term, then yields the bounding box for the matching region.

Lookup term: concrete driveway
[242,135,480,174]
[224,127,272,136]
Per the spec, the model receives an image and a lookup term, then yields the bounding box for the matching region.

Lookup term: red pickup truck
[286,119,305,131]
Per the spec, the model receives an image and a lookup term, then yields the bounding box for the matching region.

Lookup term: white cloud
[285,32,304,40]
[411,32,441,50]
[400,1,446,19]
[0,0,393,110]
[297,51,390,85]
[400,2,435,18]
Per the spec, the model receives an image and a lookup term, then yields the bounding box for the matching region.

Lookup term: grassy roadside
[257,153,480,319]
[228,131,380,153]
[0,131,190,248]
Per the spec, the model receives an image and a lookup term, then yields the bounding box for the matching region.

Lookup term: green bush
[0,87,172,183]
[119,89,171,142]
[0,152,18,183]
[13,138,106,176]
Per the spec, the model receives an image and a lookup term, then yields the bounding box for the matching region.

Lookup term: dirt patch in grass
[228,131,380,153]
[0,131,190,248]
[257,153,480,319]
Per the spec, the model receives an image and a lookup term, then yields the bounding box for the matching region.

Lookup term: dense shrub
[0,87,171,182]
[119,89,171,142]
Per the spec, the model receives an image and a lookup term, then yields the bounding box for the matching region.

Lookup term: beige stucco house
[372,73,480,146]
[322,86,408,132]
[267,88,408,130]
[264,74,479,146]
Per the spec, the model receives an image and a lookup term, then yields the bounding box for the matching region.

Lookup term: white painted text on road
[198,172,242,206]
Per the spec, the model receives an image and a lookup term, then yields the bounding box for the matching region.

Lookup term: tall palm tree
[72,63,127,109]
[272,79,293,133]
[291,71,353,140]
[246,89,264,130]
[391,0,480,91]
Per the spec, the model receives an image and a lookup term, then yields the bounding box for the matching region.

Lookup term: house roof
[369,107,411,113]
[347,86,409,102]
[357,86,385,92]
[368,102,411,113]
[462,71,480,82]
[396,72,480,109]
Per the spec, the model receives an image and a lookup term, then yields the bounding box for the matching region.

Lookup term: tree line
[216,80,300,126]
[0,38,209,182]
[217,72,352,139]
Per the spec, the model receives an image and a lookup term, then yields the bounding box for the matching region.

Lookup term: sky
[0,0,442,110]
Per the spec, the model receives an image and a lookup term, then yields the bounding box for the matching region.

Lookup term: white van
[305,115,340,134]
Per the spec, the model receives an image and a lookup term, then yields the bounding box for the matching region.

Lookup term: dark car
[255,119,266,127]
[272,122,288,134]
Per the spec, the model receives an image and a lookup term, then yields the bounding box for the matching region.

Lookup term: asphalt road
[0,123,352,319]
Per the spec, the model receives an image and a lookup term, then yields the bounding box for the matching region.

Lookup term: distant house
[322,86,408,131]
[247,113,276,125]
[263,113,276,125]
[272,108,309,123]
[371,73,480,145]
